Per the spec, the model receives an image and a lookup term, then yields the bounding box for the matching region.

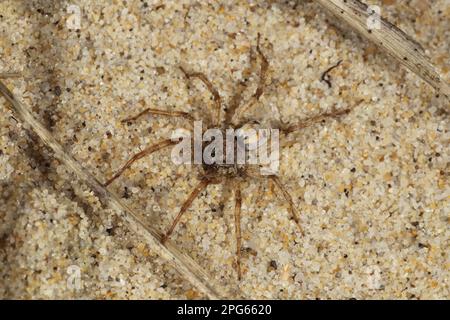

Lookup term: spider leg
[122,108,196,123]
[233,182,243,281]
[179,66,222,126]
[254,33,269,101]
[225,80,246,126]
[282,107,350,134]
[269,175,303,235]
[282,100,363,134]
[103,139,176,187]
[161,177,213,244]
[234,33,269,122]
[0,72,21,79]
[225,48,257,126]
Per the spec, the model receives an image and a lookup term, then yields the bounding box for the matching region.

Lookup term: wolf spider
[103,35,352,280]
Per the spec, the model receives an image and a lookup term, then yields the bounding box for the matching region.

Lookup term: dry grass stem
[313,0,449,99]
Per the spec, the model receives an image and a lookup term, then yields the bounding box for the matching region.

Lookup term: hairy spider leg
[121,108,196,123]
[266,103,364,235]
[225,80,247,127]
[161,177,214,244]
[224,46,258,126]
[179,66,222,126]
[104,105,198,186]
[282,107,350,134]
[233,183,243,280]
[0,72,21,79]
[269,175,304,235]
[103,139,177,187]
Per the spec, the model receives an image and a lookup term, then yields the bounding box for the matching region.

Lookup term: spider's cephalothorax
[198,124,265,179]
[103,34,354,280]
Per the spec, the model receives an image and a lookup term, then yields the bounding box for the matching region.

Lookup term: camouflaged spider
[102,34,352,280]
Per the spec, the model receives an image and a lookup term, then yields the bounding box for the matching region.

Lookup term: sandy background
[0,0,448,299]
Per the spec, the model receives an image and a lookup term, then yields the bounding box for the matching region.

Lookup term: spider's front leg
[225,40,258,126]
[179,66,222,126]
[269,175,304,235]
[104,104,197,186]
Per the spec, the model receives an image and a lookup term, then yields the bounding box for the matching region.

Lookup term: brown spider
[103,34,353,280]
